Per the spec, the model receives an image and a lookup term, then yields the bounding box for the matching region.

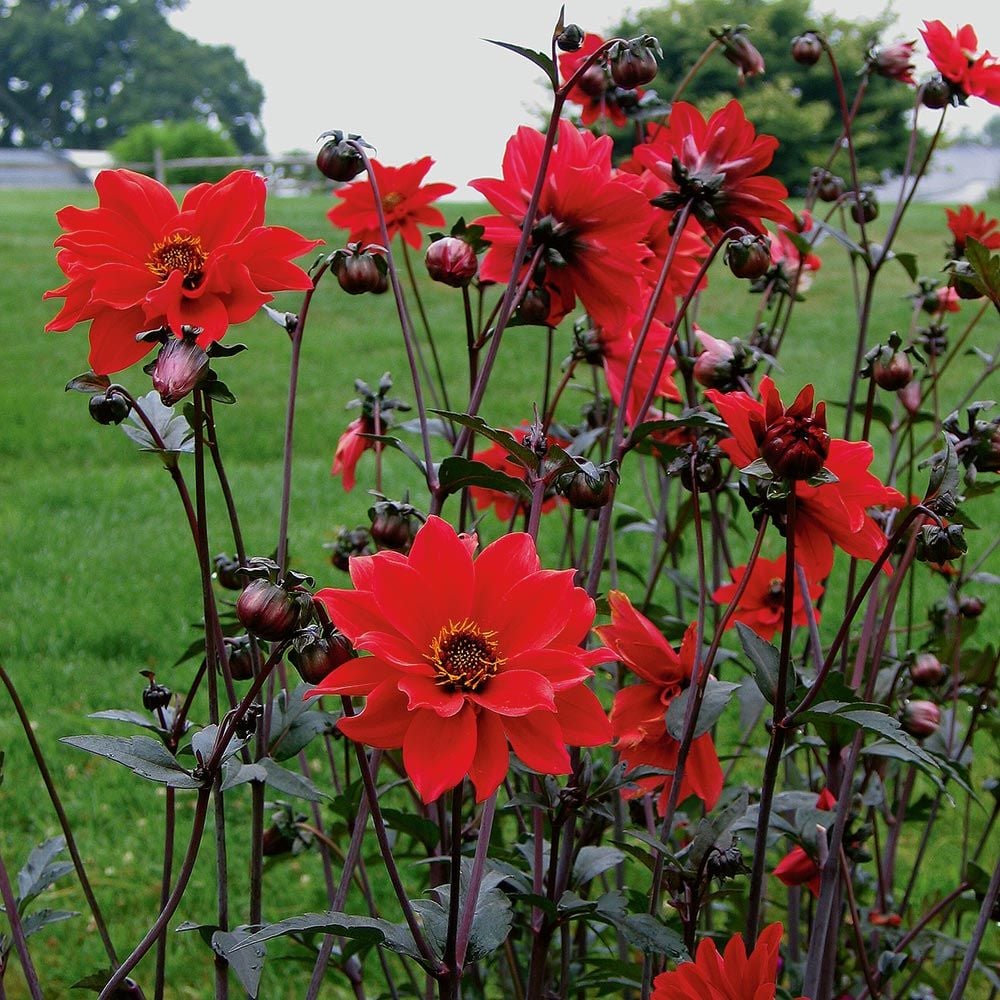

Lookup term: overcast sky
[168,0,1000,198]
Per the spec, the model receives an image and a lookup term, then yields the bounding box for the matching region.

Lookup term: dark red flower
[774,788,836,896]
[308,516,611,803]
[869,40,918,85]
[759,384,831,481]
[471,120,652,332]
[598,593,723,814]
[631,101,795,238]
[945,204,1000,257]
[559,33,643,127]
[651,922,804,1000]
[331,415,379,492]
[468,426,566,523]
[712,554,823,642]
[328,156,455,250]
[707,377,906,578]
[599,318,682,425]
[920,21,1000,106]
[44,169,321,375]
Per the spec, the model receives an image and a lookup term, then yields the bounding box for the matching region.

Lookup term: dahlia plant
[4,8,998,1000]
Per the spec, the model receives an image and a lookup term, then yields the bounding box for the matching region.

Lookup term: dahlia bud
[556,23,585,52]
[556,460,620,510]
[237,579,311,642]
[517,286,551,325]
[288,624,355,685]
[791,32,823,66]
[333,243,388,295]
[213,553,243,591]
[694,330,757,392]
[948,260,984,300]
[909,652,946,686]
[813,170,846,203]
[224,633,256,681]
[915,523,967,563]
[873,351,914,391]
[425,236,478,288]
[974,425,1000,473]
[577,62,609,98]
[151,336,210,406]
[261,822,296,857]
[89,392,131,426]
[720,29,766,82]
[760,385,831,480]
[369,499,421,552]
[922,76,952,110]
[850,189,879,224]
[234,703,263,741]
[609,36,661,89]
[326,526,372,572]
[141,676,172,712]
[868,40,917,85]
[706,843,747,879]
[725,234,772,279]
[315,131,368,182]
[679,451,725,493]
[959,596,985,618]
[917,324,948,357]
[899,378,921,415]
[902,700,940,739]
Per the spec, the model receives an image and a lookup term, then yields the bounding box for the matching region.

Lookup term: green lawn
[0,186,997,997]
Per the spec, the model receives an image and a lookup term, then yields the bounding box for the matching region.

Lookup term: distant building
[875,143,1000,203]
[0,148,93,188]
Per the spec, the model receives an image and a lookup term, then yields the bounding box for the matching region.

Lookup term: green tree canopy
[0,0,266,153]
[606,0,918,191]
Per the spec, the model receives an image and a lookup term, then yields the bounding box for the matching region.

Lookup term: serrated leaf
[484,38,557,87]
[256,757,328,802]
[267,684,338,762]
[665,680,740,740]
[735,623,791,706]
[65,371,111,394]
[16,837,72,910]
[431,411,540,470]
[436,456,532,500]
[572,846,625,886]
[213,928,266,997]
[120,391,194,455]
[61,734,200,788]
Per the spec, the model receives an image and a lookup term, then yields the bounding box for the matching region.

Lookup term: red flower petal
[403,706,478,803]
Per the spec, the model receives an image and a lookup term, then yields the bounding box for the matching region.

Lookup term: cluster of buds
[315,130,371,183]
[943,401,1000,480]
[861,332,923,392]
[332,242,388,295]
[235,558,314,643]
[424,218,486,288]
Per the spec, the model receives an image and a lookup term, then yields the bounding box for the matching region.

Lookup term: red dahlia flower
[471,120,652,332]
[773,788,836,895]
[707,377,905,578]
[598,592,723,814]
[920,21,1000,106]
[651,922,804,1000]
[309,516,611,803]
[712,554,823,642]
[559,32,643,127]
[327,156,455,250]
[599,318,682,425]
[44,169,321,375]
[631,101,795,238]
[945,204,1000,257]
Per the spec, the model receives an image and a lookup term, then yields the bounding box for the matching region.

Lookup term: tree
[606,0,918,191]
[0,0,266,153]
[109,119,240,183]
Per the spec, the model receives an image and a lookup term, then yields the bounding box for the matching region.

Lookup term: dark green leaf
[431,411,539,470]
[735,623,790,706]
[60,735,200,788]
[964,237,1000,310]
[213,928,266,997]
[436,456,531,500]
[484,39,557,87]
[256,758,328,802]
[572,846,625,886]
[16,837,72,910]
[65,371,111,394]
[665,680,740,740]
[267,684,338,761]
[21,908,77,938]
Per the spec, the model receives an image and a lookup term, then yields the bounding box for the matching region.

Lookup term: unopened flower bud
[850,189,879,224]
[902,699,940,738]
[814,170,846,203]
[261,822,296,857]
[425,237,478,288]
[909,652,946,686]
[213,553,243,591]
[948,261,984,300]
[791,32,823,66]
[225,633,256,681]
[917,324,948,357]
[706,843,747,879]
[142,679,172,711]
[151,336,209,406]
[237,579,309,642]
[333,243,388,295]
[326,526,372,572]
[289,625,355,685]
[915,523,967,563]
[722,31,766,81]
[316,136,366,182]
[873,352,914,391]
[234,703,263,741]
[556,23,585,52]
[959,595,985,618]
[557,461,619,510]
[922,76,951,110]
[898,378,921,415]
[369,500,421,552]
[577,62,609,97]
[726,234,772,279]
[760,387,830,480]
[89,392,131,425]
[609,36,660,88]
[517,286,551,325]
[679,452,725,493]
[869,40,917,84]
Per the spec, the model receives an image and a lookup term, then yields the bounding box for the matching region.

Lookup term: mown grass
[0,186,997,997]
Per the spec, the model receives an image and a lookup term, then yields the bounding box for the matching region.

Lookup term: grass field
[1,185,998,997]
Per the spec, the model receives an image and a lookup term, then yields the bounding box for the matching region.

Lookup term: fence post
[153,146,165,185]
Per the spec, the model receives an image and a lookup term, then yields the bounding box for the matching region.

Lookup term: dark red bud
[761,412,831,480]
[959,596,985,618]
[791,33,823,66]
[610,38,659,88]
[815,171,846,203]
[577,62,610,98]
[558,468,618,510]
[89,392,131,425]
[213,553,243,591]
[850,190,879,224]
[261,823,296,857]
[909,652,946,686]
[873,352,914,391]
[902,699,940,738]
[316,139,366,182]
[151,336,209,406]
[680,454,725,493]
[723,33,766,80]
[225,634,256,681]
[726,235,772,279]
[236,580,305,641]
[289,629,354,685]
[557,24,585,52]
[898,378,921,415]
[142,682,172,711]
[922,77,952,110]
[334,246,388,295]
[517,286,552,325]
[425,237,478,287]
[370,508,419,552]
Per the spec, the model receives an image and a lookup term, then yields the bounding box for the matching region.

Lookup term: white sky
[168,0,1000,199]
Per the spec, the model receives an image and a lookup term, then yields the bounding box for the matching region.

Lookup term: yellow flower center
[428,619,504,692]
[382,191,404,210]
[147,233,207,289]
